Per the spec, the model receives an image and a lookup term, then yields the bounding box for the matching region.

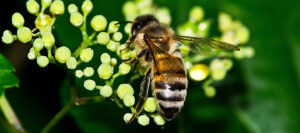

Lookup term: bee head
[131,15,158,36]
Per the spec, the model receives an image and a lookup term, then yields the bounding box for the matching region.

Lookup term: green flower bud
[117,44,127,56]
[189,6,204,22]
[209,59,223,70]
[179,45,190,56]
[138,115,150,126]
[55,46,71,63]
[2,30,14,45]
[40,25,52,35]
[110,58,117,66]
[189,64,209,81]
[112,32,123,42]
[33,38,44,51]
[97,63,113,79]
[50,0,65,16]
[156,7,171,25]
[154,115,165,126]
[70,12,83,27]
[100,85,113,98]
[130,50,137,58]
[66,56,77,69]
[26,0,40,15]
[117,84,134,99]
[84,79,96,91]
[211,69,226,81]
[204,86,216,98]
[222,59,233,70]
[42,32,55,49]
[123,94,135,107]
[184,60,193,70]
[221,31,236,44]
[108,21,120,34]
[75,70,83,78]
[81,0,93,15]
[244,47,255,58]
[124,23,132,35]
[68,4,78,14]
[197,20,211,37]
[83,67,94,77]
[218,12,233,32]
[91,15,107,32]
[17,27,32,43]
[119,63,131,75]
[96,32,110,45]
[80,48,94,62]
[35,14,52,29]
[27,51,36,60]
[42,0,52,9]
[120,52,130,61]
[144,97,156,113]
[235,26,249,44]
[37,56,49,68]
[122,2,137,18]
[233,48,245,59]
[106,40,120,52]
[100,53,111,64]
[12,12,25,28]
[136,0,152,9]
[177,21,196,36]
[123,113,132,123]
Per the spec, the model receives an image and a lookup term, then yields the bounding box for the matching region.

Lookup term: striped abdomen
[153,55,187,121]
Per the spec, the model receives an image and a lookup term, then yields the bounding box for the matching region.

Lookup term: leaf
[0,54,15,71]
[0,53,19,96]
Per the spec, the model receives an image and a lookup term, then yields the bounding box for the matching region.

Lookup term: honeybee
[117,15,239,123]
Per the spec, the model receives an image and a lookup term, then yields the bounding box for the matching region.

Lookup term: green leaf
[0,54,15,71]
[0,53,19,96]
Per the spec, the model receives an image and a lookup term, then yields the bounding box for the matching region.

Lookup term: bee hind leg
[126,68,152,123]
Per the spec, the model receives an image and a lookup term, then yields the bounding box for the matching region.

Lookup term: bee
[117,15,239,123]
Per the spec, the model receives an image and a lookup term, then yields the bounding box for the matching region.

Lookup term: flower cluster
[122,0,171,25]
[177,7,254,98]
[1,0,254,127]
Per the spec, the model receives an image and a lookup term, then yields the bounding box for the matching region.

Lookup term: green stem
[108,73,121,86]
[41,100,74,133]
[0,94,25,132]
[233,108,261,133]
[41,79,77,133]
[75,96,104,106]
[73,41,88,58]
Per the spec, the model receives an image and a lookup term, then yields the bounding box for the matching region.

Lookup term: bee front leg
[126,68,152,123]
[120,35,136,53]
[122,49,149,64]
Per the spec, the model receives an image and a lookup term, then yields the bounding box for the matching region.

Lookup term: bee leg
[120,35,136,53]
[127,68,152,123]
[122,49,149,64]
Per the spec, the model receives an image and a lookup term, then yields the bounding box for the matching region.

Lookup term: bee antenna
[115,21,133,25]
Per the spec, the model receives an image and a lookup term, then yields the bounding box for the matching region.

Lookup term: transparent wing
[175,35,240,55]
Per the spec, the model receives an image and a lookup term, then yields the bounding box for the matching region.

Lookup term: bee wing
[175,35,240,55]
[144,35,185,78]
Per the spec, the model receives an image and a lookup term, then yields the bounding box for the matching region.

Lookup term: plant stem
[41,100,74,133]
[72,41,88,58]
[41,80,77,133]
[233,108,261,133]
[0,94,25,133]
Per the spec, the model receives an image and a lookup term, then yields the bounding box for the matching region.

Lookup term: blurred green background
[0,0,300,133]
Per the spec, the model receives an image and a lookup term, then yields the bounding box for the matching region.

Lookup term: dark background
[0,0,300,133]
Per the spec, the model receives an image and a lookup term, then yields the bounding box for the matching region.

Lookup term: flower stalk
[0,94,25,133]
